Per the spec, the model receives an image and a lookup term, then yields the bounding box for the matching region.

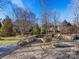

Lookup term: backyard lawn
[0,36,25,45]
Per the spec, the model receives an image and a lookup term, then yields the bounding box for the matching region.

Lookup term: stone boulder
[26,35,37,43]
[54,34,73,41]
[17,35,37,47]
[71,34,79,40]
[17,39,28,47]
[41,35,52,43]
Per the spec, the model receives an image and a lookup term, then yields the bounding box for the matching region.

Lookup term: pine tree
[41,19,47,34]
[33,23,40,34]
[0,16,13,36]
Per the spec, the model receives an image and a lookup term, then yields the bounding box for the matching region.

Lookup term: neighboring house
[57,20,72,31]
[46,24,58,33]
[57,20,79,34]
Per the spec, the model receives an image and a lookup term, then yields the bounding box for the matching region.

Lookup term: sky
[0,0,72,22]
[23,0,71,22]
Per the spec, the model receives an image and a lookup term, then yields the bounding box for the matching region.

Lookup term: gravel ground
[2,43,79,59]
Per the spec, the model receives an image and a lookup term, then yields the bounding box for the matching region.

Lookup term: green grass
[0,35,26,45]
[0,40,17,45]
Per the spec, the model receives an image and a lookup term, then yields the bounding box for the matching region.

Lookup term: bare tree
[40,0,59,33]
[50,10,60,33]
[11,4,36,35]
[13,19,33,35]
[0,0,36,35]
[70,0,79,26]
[9,1,36,35]
[70,0,79,34]
[0,0,35,21]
